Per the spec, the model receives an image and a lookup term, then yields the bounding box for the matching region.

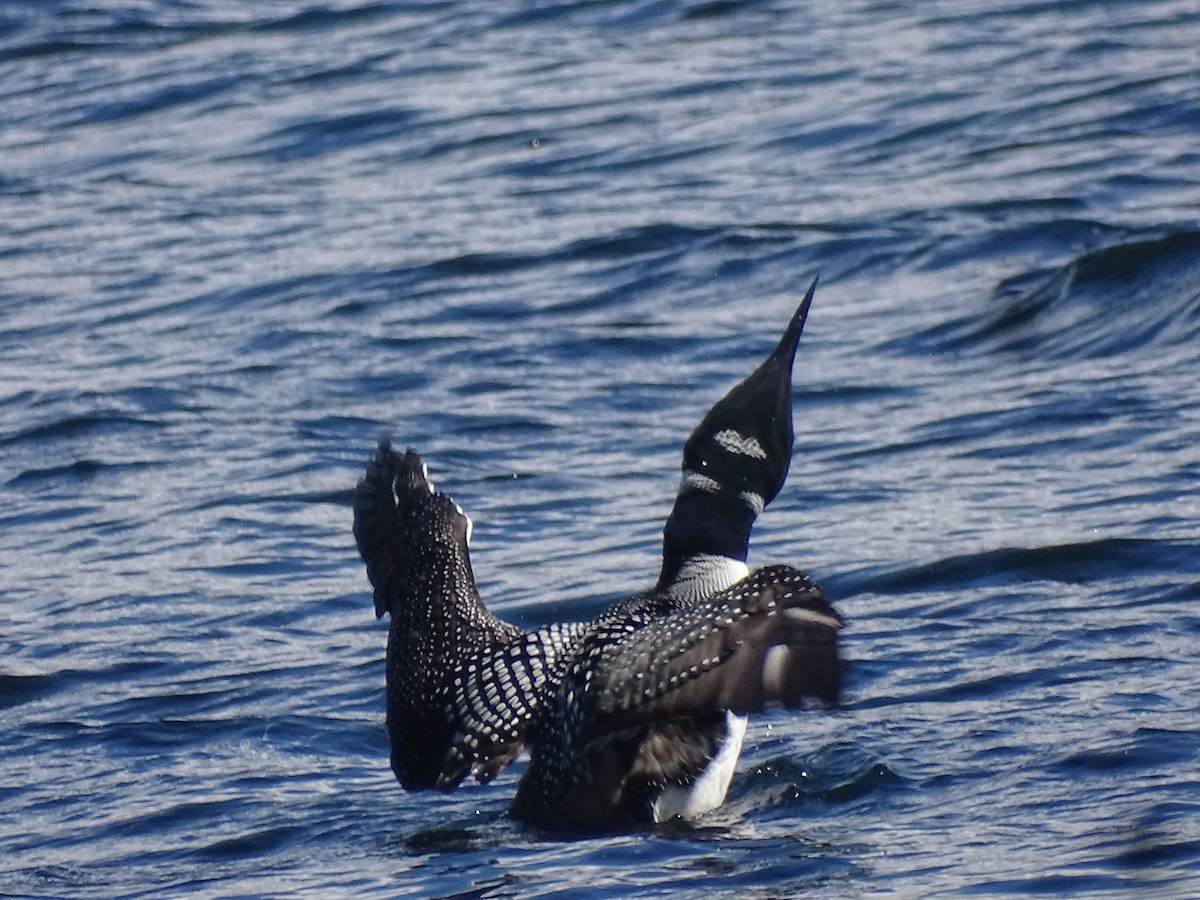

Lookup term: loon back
[509,564,841,828]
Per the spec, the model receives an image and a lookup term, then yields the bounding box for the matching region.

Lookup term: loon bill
[352,277,843,831]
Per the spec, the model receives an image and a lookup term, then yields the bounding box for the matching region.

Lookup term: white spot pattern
[681,469,722,494]
[713,428,767,459]
[739,490,765,515]
[356,273,834,828]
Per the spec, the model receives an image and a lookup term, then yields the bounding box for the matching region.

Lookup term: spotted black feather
[508,565,841,827]
[352,278,843,829]
[353,443,524,790]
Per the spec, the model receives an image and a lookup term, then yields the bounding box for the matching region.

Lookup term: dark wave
[253,106,424,163]
[913,230,1200,360]
[733,746,909,811]
[1057,727,1190,778]
[839,537,1198,596]
[0,674,58,711]
[0,3,396,62]
[5,458,163,487]
[0,411,164,452]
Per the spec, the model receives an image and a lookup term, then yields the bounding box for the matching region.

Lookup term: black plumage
[509,563,841,827]
[353,447,527,789]
[352,278,843,830]
[658,278,816,589]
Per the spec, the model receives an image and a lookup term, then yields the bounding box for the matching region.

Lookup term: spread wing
[353,440,542,791]
[512,565,841,826]
[436,621,589,789]
[584,564,843,738]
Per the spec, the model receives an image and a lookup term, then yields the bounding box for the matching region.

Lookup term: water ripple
[918,230,1200,360]
[3,0,1200,897]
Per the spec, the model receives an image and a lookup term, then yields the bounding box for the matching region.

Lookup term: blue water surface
[2,1,1199,897]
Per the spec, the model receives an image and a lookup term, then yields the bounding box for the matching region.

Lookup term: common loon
[352,278,842,830]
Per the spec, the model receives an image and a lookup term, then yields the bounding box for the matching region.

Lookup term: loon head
[658,278,817,588]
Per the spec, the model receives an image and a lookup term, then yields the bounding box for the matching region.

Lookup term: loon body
[352,279,842,830]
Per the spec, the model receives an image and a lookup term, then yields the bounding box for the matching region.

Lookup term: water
[2,0,1199,896]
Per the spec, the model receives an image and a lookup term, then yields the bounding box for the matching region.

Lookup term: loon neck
[661,553,751,602]
[657,491,754,590]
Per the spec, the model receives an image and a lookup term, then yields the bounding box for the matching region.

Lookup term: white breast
[651,711,748,822]
[650,552,753,821]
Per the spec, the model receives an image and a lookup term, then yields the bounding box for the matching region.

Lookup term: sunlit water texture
[2,1,1199,897]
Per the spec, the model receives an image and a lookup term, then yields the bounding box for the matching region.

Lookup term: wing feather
[586,565,842,736]
[352,440,536,791]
